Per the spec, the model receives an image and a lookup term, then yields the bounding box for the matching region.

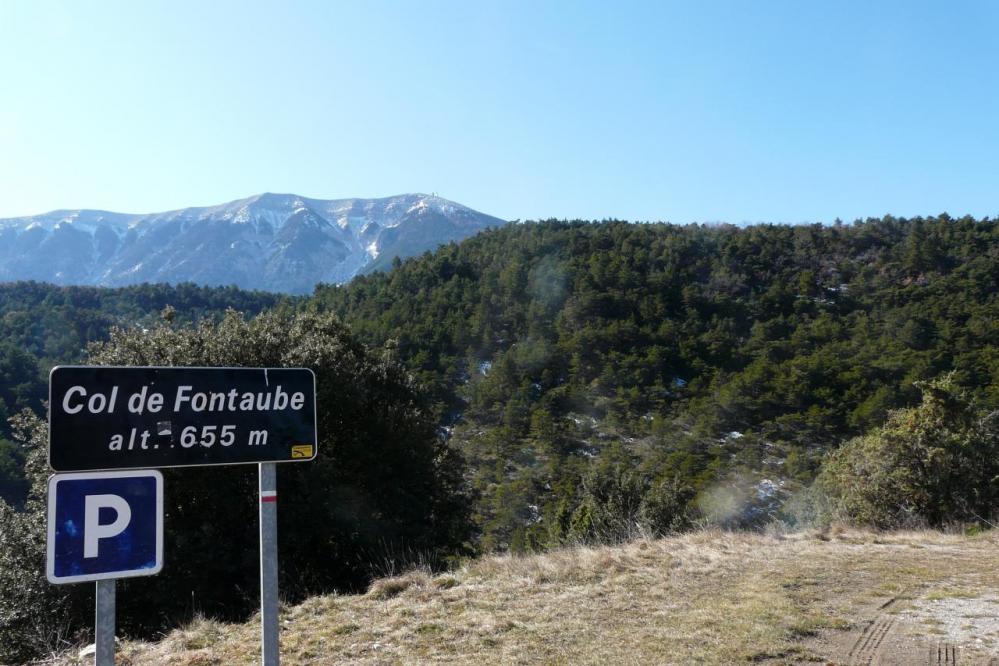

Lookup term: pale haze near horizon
[0,0,996,224]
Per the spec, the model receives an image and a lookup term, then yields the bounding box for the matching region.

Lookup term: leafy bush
[565,462,694,544]
[0,412,90,663]
[815,375,999,529]
[638,476,696,534]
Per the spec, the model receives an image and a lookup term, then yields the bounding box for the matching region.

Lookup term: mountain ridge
[0,193,505,293]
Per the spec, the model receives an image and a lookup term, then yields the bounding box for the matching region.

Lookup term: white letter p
[84,494,132,558]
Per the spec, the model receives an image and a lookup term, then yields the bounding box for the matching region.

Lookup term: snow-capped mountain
[0,193,504,293]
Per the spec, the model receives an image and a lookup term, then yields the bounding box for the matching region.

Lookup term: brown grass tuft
[366,569,432,600]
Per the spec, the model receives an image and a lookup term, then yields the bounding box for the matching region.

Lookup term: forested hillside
[3,217,999,545]
[311,216,999,548]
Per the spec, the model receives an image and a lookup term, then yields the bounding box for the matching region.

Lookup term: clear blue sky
[1,1,996,223]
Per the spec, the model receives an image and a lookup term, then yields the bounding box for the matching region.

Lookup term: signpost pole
[95,579,115,666]
[259,462,279,666]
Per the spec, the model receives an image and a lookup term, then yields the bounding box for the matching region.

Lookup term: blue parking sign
[46,470,163,584]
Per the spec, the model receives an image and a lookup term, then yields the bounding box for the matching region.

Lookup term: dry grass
[49,528,999,665]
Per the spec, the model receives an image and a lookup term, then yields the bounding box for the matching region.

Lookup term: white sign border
[46,469,164,585]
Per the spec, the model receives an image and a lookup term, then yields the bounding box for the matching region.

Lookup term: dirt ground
[798,540,999,666]
[47,528,999,665]
[806,590,999,665]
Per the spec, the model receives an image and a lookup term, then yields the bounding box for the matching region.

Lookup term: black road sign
[49,366,317,472]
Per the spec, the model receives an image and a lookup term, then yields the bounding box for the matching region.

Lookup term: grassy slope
[53,529,999,665]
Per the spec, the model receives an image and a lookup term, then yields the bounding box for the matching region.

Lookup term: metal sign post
[259,463,279,666]
[95,579,115,666]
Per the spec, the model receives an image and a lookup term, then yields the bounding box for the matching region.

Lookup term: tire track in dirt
[841,596,967,665]
[928,643,958,664]
[847,611,896,665]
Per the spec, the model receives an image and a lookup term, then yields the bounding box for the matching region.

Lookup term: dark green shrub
[815,375,999,529]
[566,461,694,544]
[0,412,90,662]
[639,476,695,534]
